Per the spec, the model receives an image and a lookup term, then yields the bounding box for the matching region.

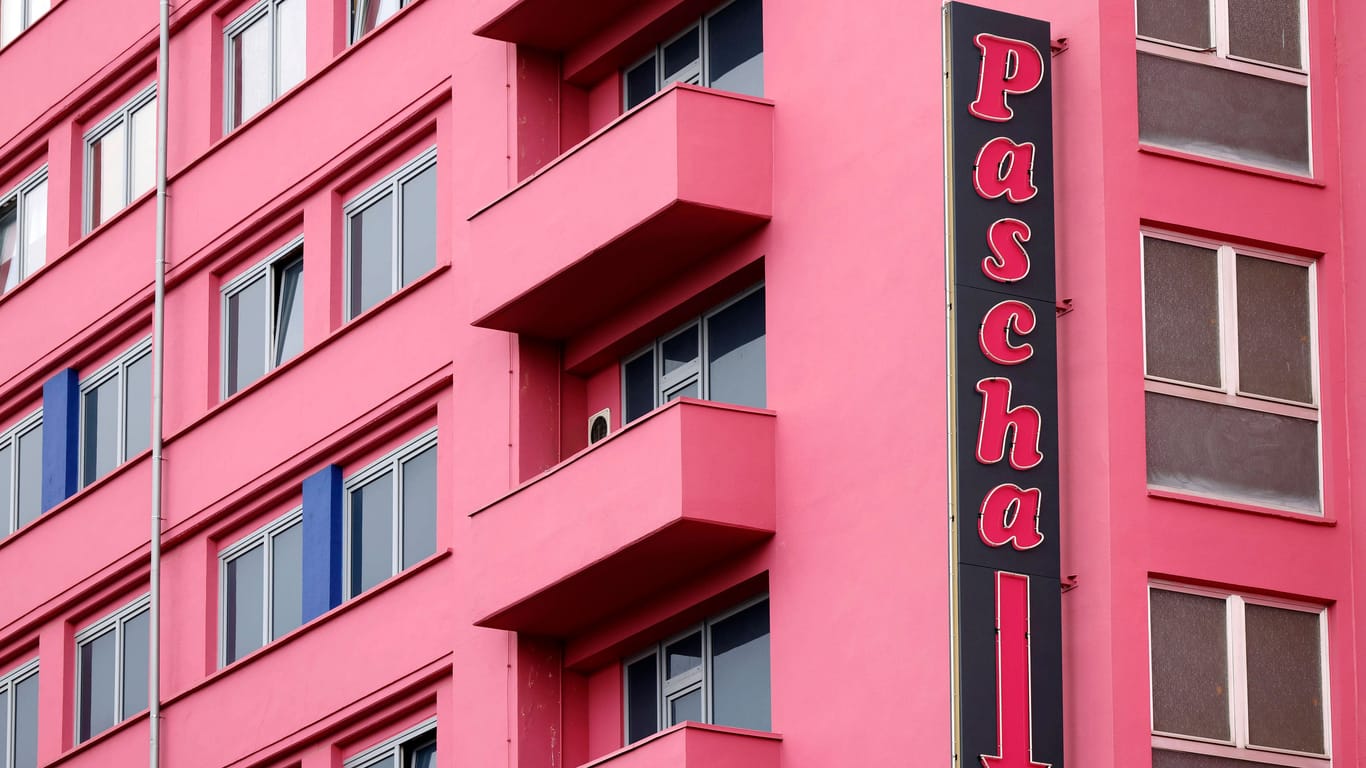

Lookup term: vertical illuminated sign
[944,4,1063,768]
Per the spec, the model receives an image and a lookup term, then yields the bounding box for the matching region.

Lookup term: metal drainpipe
[150,0,171,765]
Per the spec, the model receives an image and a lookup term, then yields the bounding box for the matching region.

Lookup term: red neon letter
[980,573,1051,768]
[979,300,1037,366]
[979,484,1044,550]
[975,378,1044,470]
[974,139,1038,204]
[984,219,1032,283]
[970,34,1045,123]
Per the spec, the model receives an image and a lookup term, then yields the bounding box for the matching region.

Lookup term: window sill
[1147,488,1332,526]
[1137,144,1323,188]
[1153,735,1330,768]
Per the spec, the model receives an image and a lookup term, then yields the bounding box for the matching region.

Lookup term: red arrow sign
[980,572,1051,768]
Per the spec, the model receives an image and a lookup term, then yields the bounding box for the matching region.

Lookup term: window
[623,0,763,111]
[80,339,153,488]
[624,597,770,744]
[345,430,436,598]
[343,148,436,319]
[224,0,306,130]
[1141,234,1318,513]
[0,0,48,47]
[622,285,765,424]
[0,659,38,768]
[220,508,303,665]
[222,239,304,397]
[346,719,436,768]
[85,85,157,231]
[0,167,47,294]
[1149,584,1328,767]
[1135,0,1309,174]
[75,596,149,744]
[348,0,413,43]
[0,410,42,537]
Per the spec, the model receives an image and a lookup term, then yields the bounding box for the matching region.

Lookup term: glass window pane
[0,689,9,767]
[271,521,303,638]
[625,56,657,110]
[121,609,149,718]
[130,100,156,200]
[13,672,36,768]
[225,544,265,663]
[661,325,699,376]
[1,0,20,45]
[0,443,11,532]
[1135,0,1212,48]
[273,254,304,365]
[1143,237,1221,387]
[407,739,436,768]
[1149,589,1230,740]
[78,629,117,742]
[706,288,766,408]
[623,351,655,423]
[22,178,45,276]
[25,0,47,22]
[1236,255,1312,403]
[666,631,702,678]
[1228,0,1301,69]
[227,274,270,395]
[625,654,658,744]
[668,688,702,725]
[276,0,306,92]
[664,380,699,402]
[663,26,700,85]
[1137,52,1308,174]
[1245,604,1323,753]
[0,198,17,292]
[349,193,393,317]
[355,0,400,38]
[401,446,437,569]
[350,471,394,595]
[82,377,120,486]
[124,352,152,459]
[1145,393,1319,512]
[400,165,436,286]
[710,599,770,731]
[706,0,764,97]
[231,14,271,126]
[92,122,126,228]
[15,423,42,528]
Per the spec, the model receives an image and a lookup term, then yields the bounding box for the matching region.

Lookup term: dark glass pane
[662,26,700,84]
[0,444,11,533]
[1136,0,1211,48]
[78,629,116,742]
[349,193,393,317]
[227,274,270,395]
[15,423,42,527]
[707,0,763,96]
[401,446,437,568]
[0,689,9,768]
[623,351,655,423]
[1137,52,1309,174]
[273,254,304,366]
[1143,238,1221,387]
[625,56,658,110]
[666,631,702,678]
[711,599,770,730]
[124,352,151,458]
[1228,0,1301,69]
[1149,589,1230,740]
[225,544,265,663]
[400,165,436,286]
[351,472,394,595]
[1145,393,1319,512]
[668,688,702,725]
[706,288,766,407]
[661,325,698,375]
[625,654,658,744]
[1236,255,1312,403]
[407,738,436,768]
[271,522,303,639]
[82,377,119,486]
[121,609,150,718]
[1152,749,1276,768]
[1245,604,1323,753]
[665,381,699,402]
[14,672,36,768]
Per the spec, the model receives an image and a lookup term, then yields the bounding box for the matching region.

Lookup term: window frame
[347,0,413,45]
[341,428,438,599]
[341,146,437,321]
[343,717,436,768]
[220,236,305,398]
[223,0,303,131]
[73,594,150,744]
[0,0,50,47]
[1139,230,1321,512]
[622,0,763,111]
[0,657,38,768]
[78,337,154,488]
[1148,582,1331,768]
[0,166,48,292]
[217,506,304,667]
[0,409,42,537]
[82,84,157,233]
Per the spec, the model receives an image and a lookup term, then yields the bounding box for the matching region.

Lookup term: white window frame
[0,409,42,537]
[1139,230,1321,512]
[0,657,38,768]
[73,594,150,744]
[622,0,761,110]
[341,428,438,599]
[217,506,304,666]
[223,0,303,131]
[1148,582,1331,768]
[0,166,48,292]
[83,85,157,233]
[341,147,437,320]
[347,0,413,45]
[0,0,50,47]
[220,236,304,398]
[78,337,153,488]
[344,717,436,768]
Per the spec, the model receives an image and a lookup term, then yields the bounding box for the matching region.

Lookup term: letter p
[970,33,1045,122]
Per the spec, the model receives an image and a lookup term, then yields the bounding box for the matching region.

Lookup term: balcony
[470,400,776,636]
[581,724,781,768]
[468,85,773,339]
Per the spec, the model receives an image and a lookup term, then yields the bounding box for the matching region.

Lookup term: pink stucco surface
[0,0,1358,766]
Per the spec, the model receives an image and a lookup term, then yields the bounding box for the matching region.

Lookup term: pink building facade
[0,0,1360,766]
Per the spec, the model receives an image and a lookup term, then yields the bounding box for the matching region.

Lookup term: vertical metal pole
[150,0,170,766]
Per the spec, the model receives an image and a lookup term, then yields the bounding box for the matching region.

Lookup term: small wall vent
[588,409,611,445]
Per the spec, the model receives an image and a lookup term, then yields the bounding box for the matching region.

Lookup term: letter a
[970,34,1045,122]
[979,484,1045,550]
[974,138,1038,204]
[975,378,1044,470]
